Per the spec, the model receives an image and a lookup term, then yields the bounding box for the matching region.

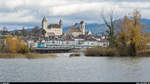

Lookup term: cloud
[0,10,37,23]
[0,0,150,27]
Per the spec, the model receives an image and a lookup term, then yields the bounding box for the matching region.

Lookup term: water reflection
[0,54,150,82]
[105,56,150,81]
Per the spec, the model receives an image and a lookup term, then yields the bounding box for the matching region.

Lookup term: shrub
[18,45,30,54]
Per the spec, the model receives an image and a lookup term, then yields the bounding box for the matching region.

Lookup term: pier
[32,47,73,53]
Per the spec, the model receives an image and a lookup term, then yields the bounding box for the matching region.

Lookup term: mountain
[1,18,150,34]
[85,23,106,34]
[0,22,40,31]
[63,18,150,35]
[63,23,106,35]
[141,19,150,32]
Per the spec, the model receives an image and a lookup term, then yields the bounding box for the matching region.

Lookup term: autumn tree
[116,9,150,56]
[3,35,29,53]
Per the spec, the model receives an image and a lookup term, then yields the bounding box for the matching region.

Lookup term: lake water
[0,53,150,82]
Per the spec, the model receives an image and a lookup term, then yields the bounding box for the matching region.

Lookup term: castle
[66,21,92,37]
[42,16,63,37]
[66,21,85,37]
[42,16,91,37]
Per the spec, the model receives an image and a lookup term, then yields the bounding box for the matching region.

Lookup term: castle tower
[42,16,47,30]
[80,21,85,35]
[59,18,63,28]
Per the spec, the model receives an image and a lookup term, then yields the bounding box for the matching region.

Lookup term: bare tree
[101,9,120,47]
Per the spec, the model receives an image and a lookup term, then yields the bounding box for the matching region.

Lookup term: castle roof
[42,16,47,22]
[48,24,61,28]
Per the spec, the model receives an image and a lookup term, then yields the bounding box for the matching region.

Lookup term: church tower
[59,18,63,28]
[42,16,47,30]
[59,18,63,36]
[80,21,85,35]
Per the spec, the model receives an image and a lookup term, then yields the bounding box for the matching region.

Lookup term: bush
[18,45,30,54]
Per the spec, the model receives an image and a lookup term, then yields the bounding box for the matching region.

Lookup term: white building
[66,21,91,37]
[28,39,109,49]
[42,16,63,37]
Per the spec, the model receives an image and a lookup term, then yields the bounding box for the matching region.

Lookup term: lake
[0,53,150,82]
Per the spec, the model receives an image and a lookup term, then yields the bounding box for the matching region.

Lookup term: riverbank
[0,53,57,59]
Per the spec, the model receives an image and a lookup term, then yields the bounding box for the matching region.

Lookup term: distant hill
[1,18,150,35]
[63,18,150,35]
[141,19,150,32]
[63,23,106,35]
[0,22,39,31]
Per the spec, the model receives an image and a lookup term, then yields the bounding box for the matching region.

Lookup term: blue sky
[0,0,150,30]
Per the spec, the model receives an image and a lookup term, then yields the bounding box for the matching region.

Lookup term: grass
[84,47,119,56]
[0,53,57,59]
[84,47,150,57]
[137,50,150,57]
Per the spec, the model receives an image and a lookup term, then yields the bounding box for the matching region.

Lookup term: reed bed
[0,53,57,59]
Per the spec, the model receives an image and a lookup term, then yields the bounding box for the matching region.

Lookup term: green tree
[42,29,46,37]
[21,27,27,37]
[15,31,19,36]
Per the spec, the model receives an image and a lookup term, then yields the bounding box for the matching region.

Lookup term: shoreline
[0,52,150,59]
[0,53,57,59]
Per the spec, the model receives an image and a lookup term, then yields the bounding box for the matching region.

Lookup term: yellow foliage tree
[117,10,150,56]
[4,35,29,53]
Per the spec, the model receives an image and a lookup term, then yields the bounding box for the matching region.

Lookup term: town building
[27,34,109,49]
[27,17,109,51]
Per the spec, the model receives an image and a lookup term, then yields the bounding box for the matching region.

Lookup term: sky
[0,0,150,30]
